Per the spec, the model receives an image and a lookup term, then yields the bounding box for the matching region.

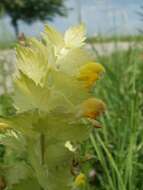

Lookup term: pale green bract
[0,24,104,190]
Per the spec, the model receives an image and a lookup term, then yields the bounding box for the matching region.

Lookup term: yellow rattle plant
[0,24,105,190]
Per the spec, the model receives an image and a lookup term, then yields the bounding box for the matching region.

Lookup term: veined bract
[0,24,105,190]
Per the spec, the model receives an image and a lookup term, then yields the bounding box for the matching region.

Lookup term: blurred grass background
[80,46,143,190]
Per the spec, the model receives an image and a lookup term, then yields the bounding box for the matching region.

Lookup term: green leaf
[3,161,33,189]
[10,178,41,190]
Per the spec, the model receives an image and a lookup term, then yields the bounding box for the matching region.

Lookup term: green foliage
[84,47,143,190]
[0,94,16,116]
[11,179,41,190]
[0,94,16,177]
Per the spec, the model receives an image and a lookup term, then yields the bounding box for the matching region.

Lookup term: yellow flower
[78,62,105,88]
[78,98,106,119]
[74,173,86,187]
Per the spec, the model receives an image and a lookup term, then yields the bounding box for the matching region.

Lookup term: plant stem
[40,133,45,190]
[40,133,45,165]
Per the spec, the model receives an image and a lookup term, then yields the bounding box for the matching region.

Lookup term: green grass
[83,47,143,189]
[87,35,143,44]
[0,40,16,49]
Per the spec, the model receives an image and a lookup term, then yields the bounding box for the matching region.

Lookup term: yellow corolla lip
[77,62,105,88]
[74,173,86,187]
[78,97,106,120]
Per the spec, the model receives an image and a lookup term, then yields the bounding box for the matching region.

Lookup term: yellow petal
[78,62,105,88]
